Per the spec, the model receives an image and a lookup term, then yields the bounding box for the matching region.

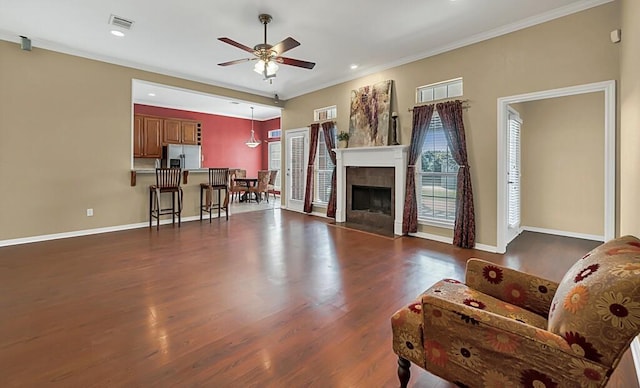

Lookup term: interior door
[268,141,282,191]
[506,107,522,245]
[285,128,309,212]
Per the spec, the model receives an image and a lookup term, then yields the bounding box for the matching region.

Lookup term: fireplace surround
[335,145,409,235]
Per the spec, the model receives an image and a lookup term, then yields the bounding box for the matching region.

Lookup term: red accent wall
[135,104,280,177]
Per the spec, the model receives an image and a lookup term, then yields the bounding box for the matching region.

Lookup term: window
[313,105,337,122]
[417,113,459,226]
[314,130,335,204]
[268,129,281,139]
[416,78,463,103]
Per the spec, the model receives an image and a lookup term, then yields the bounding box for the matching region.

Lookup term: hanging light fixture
[246,106,260,148]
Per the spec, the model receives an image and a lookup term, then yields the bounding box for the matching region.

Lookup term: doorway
[268,141,282,192]
[285,128,309,212]
[505,107,522,245]
[496,80,616,253]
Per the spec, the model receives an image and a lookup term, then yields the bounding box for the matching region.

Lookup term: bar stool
[149,168,183,230]
[200,168,229,222]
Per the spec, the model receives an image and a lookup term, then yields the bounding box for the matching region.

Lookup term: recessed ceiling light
[110,30,125,37]
[147,93,156,97]
[350,64,358,70]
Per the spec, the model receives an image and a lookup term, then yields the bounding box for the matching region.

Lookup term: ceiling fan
[218,14,316,80]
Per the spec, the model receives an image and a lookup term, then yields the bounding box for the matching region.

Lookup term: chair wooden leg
[177,189,182,227]
[149,189,153,228]
[397,357,411,388]
[155,190,160,231]
[199,186,203,221]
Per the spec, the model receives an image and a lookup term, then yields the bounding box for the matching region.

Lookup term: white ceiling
[133,80,282,121]
[0,0,610,118]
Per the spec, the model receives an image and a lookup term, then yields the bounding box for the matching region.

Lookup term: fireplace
[352,186,392,213]
[335,145,408,235]
[346,167,394,232]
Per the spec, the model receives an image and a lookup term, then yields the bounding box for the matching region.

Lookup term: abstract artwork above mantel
[348,80,392,147]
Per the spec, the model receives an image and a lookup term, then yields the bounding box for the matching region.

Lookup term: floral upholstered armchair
[391,235,640,388]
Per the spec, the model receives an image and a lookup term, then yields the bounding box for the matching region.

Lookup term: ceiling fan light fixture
[218,14,315,77]
[254,60,266,74]
[266,61,278,76]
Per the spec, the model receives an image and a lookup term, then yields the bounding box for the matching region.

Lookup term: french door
[285,128,309,212]
[506,108,522,245]
[268,141,282,191]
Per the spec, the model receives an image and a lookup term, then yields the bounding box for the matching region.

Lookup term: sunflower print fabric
[548,235,640,366]
[391,236,640,388]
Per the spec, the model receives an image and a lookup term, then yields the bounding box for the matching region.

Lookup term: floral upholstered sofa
[391,235,640,388]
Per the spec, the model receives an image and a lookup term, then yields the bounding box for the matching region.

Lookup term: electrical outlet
[86,208,94,217]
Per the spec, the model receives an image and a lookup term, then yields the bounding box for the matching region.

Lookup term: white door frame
[496,80,616,253]
[505,106,523,245]
[284,127,309,212]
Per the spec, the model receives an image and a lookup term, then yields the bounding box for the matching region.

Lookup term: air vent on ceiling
[109,14,134,30]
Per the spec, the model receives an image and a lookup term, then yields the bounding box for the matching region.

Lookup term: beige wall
[620,0,640,236]
[517,93,604,236]
[0,3,624,245]
[0,41,276,240]
[283,3,620,247]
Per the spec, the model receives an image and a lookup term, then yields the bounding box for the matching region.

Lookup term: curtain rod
[408,98,470,111]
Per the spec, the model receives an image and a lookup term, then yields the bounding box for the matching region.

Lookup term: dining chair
[229,169,249,203]
[248,170,271,203]
[266,170,278,201]
[149,168,183,230]
[200,168,229,222]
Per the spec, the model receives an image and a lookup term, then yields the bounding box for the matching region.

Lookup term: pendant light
[246,106,260,148]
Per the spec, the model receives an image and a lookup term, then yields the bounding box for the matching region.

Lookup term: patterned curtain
[402,105,435,234]
[321,121,337,218]
[437,100,475,248]
[303,124,320,213]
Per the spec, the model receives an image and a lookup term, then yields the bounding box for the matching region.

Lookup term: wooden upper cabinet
[133,114,201,157]
[133,115,144,157]
[163,119,182,145]
[143,117,162,158]
[133,115,161,158]
[181,121,198,145]
[163,118,200,145]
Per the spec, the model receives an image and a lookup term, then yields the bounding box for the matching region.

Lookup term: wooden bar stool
[200,168,229,222]
[149,168,183,230]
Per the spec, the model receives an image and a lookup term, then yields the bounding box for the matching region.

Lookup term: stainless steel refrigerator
[163,144,201,170]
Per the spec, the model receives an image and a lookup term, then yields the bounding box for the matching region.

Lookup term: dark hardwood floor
[0,210,637,387]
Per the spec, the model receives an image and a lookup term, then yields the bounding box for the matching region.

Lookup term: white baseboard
[311,211,330,219]
[409,231,499,253]
[0,215,207,247]
[521,226,604,242]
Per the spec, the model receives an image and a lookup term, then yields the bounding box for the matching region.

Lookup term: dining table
[233,177,260,203]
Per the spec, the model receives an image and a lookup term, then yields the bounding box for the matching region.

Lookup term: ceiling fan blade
[271,37,300,55]
[276,56,316,69]
[218,58,256,66]
[218,37,256,54]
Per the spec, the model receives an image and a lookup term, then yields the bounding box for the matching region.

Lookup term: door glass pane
[290,136,305,201]
[269,142,281,190]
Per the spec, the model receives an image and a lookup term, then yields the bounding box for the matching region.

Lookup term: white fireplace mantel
[335,145,409,235]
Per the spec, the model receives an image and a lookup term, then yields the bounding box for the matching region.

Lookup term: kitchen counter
[130,168,210,186]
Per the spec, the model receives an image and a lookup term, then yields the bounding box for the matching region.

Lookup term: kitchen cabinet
[163,119,200,145]
[134,115,162,158]
[133,115,143,157]
[181,121,199,145]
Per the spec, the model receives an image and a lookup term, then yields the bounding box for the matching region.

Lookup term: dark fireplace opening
[352,185,392,215]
